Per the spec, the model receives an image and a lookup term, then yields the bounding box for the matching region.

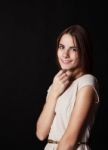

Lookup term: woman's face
[57,34,81,71]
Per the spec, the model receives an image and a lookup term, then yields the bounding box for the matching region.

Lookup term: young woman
[36,25,99,150]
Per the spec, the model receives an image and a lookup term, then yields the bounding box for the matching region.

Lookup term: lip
[60,59,72,64]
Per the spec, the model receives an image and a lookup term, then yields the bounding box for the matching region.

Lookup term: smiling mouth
[60,59,72,64]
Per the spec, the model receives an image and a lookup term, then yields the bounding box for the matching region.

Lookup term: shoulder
[77,74,99,90]
[76,74,99,103]
[78,74,98,83]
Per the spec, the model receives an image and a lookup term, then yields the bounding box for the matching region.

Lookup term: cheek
[71,53,80,63]
[75,54,79,60]
[57,50,61,58]
[70,52,78,58]
[56,51,60,63]
[76,55,81,64]
[74,52,79,58]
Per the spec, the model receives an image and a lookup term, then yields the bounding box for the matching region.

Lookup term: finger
[65,70,72,77]
[59,73,68,80]
[61,76,69,83]
[63,80,70,86]
[56,70,65,77]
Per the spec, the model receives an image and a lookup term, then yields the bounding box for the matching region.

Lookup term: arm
[36,91,58,141]
[57,85,96,150]
[36,70,71,140]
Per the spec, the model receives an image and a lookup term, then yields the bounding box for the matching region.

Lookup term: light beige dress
[44,74,99,150]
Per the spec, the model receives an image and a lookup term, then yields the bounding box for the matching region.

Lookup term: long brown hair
[56,25,93,73]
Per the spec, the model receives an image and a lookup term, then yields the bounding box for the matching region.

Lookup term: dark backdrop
[0,0,107,150]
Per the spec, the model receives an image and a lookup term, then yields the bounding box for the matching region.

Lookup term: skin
[57,34,80,71]
[36,34,96,150]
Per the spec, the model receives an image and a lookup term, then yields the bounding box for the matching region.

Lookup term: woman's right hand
[49,70,71,99]
[36,70,72,140]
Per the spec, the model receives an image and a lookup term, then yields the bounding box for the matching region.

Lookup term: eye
[72,48,78,51]
[58,44,65,50]
[70,47,78,52]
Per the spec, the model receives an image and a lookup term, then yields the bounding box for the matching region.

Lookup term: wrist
[47,92,58,102]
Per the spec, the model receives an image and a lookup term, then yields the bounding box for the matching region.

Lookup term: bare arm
[36,70,71,140]
[36,91,58,141]
[57,85,96,150]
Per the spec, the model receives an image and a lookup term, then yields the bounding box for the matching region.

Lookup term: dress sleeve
[78,75,99,103]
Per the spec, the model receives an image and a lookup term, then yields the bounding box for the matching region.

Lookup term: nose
[62,49,69,58]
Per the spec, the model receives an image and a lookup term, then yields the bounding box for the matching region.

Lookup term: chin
[61,66,72,70]
[60,62,73,70]
[60,65,78,71]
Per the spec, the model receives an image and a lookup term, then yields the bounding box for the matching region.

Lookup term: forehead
[59,34,77,46]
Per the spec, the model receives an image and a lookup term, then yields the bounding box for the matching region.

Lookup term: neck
[68,68,86,81]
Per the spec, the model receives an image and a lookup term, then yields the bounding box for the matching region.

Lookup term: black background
[0,0,108,149]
